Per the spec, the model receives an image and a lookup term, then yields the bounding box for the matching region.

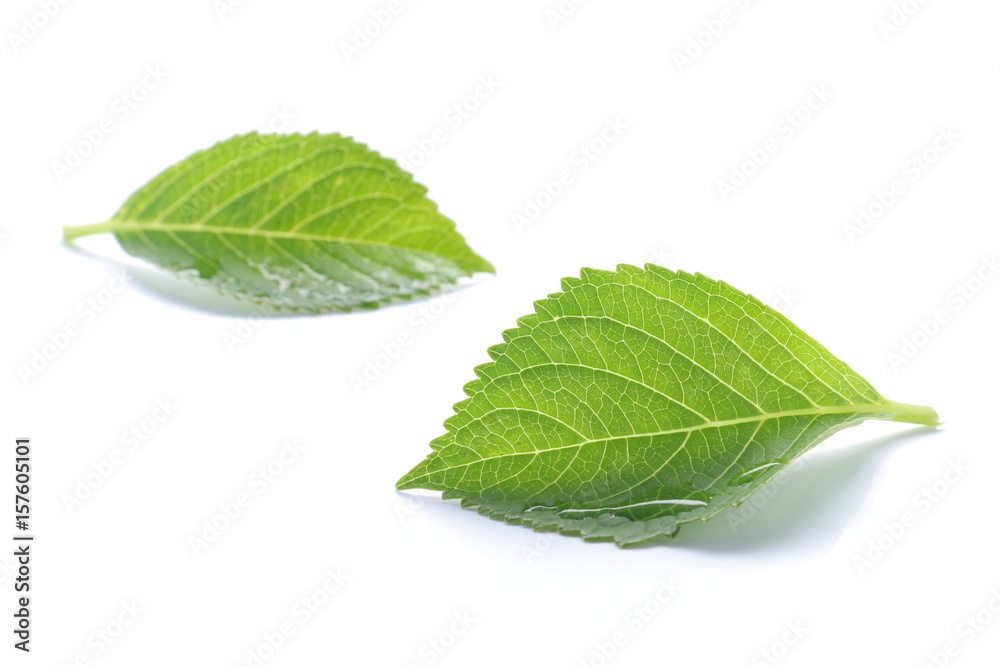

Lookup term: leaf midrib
[405,401,902,485]
[105,220,459,256]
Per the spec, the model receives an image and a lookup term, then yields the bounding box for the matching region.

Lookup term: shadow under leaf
[666,426,939,554]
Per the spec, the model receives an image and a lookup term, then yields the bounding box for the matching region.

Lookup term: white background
[2,0,999,665]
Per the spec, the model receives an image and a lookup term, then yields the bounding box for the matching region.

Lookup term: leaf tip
[395,460,432,490]
[476,255,497,275]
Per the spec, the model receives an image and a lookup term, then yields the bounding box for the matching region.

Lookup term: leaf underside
[75,132,493,312]
[397,265,937,546]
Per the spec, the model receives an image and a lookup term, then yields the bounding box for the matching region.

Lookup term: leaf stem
[881,402,940,427]
[63,221,116,243]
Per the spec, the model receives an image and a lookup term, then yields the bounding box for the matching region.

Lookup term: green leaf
[63,132,493,312]
[397,265,937,546]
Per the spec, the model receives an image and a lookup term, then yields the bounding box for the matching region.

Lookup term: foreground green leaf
[63,132,493,311]
[397,265,937,546]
